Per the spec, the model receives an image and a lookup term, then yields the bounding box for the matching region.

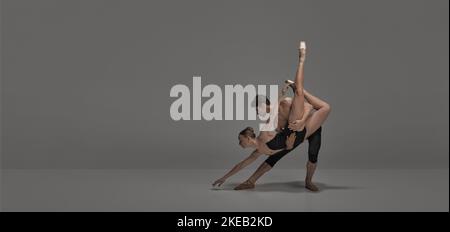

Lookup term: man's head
[255,95,271,115]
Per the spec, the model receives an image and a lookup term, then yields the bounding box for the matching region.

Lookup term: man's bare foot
[234,180,255,190]
[305,182,319,192]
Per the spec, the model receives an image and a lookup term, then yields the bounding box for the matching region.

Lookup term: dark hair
[239,127,256,139]
[255,96,271,108]
[255,96,271,115]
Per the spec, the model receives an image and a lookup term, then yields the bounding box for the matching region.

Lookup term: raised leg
[288,42,307,123]
[304,89,329,110]
[303,90,331,139]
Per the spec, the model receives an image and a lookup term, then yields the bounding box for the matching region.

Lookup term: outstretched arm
[212,150,262,187]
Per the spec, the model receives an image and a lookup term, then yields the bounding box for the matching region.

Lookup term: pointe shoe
[299,41,306,62]
[299,41,306,50]
[284,79,296,93]
[285,79,295,87]
[234,181,255,190]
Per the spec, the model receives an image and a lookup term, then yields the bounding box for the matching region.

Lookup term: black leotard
[265,126,322,167]
[265,124,307,150]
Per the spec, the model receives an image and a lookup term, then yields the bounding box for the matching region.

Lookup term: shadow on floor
[212,181,360,193]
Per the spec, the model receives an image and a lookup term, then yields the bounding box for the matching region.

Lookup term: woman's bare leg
[303,90,331,139]
[288,42,307,123]
[278,81,293,104]
[234,162,272,190]
[285,80,314,107]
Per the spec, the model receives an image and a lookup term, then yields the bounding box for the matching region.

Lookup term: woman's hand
[212,177,226,187]
[288,119,306,131]
[285,133,296,150]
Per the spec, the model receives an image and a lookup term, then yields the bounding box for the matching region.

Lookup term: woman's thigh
[288,93,305,122]
[305,107,330,139]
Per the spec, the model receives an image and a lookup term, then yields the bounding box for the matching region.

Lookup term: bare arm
[285,103,311,148]
[287,100,313,131]
[212,150,262,187]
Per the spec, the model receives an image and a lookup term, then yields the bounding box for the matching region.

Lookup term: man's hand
[212,178,226,187]
[285,133,296,150]
[288,119,306,131]
[288,102,312,131]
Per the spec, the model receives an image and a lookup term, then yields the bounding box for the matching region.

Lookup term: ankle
[246,179,256,185]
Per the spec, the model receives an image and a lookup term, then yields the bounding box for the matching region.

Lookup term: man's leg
[305,162,318,191]
[305,126,322,191]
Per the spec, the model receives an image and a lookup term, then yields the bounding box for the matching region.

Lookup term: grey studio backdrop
[1,0,448,170]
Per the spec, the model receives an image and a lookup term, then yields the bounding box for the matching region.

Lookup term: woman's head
[238,127,256,148]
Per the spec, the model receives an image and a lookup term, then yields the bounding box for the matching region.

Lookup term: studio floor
[1,169,448,212]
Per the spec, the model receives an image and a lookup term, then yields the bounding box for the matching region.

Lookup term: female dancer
[234,88,330,191]
[212,41,331,191]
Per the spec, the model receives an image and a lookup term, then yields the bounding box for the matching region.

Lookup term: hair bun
[239,127,256,139]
